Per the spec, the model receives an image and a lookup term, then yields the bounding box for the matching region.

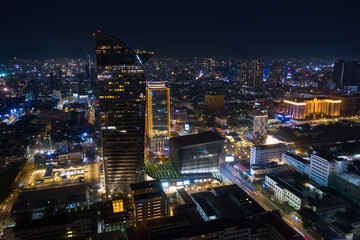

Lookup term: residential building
[249,110,267,139]
[130,181,169,224]
[240,57,264,91]
[169,131,225,174]
[309,153,348,186]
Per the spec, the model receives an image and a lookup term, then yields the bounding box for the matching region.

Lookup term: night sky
[1,0,360,59]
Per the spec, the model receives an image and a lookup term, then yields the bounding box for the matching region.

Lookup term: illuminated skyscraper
[94,32,153,194]
[240,57,264,91]
[146,81,170,153]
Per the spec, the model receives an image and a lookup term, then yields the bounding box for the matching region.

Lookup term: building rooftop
[154,217,252,240]
[170,131,225,148]
[266,175,305,199]
[252,143,286,150]
[190,185,265,220]
[283,151,310,165]
[337,173,360,186]
[313,153,346,163]
[177,188,193,204]
[249,110,267,117]
[130,180,162,191]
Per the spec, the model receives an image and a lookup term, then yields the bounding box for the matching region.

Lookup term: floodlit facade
[250,143,289,165]
[284,98,341,119]
[94,32,153,193]
[146,81,170,153]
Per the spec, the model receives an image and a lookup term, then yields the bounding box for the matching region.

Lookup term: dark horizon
[1,0,360,59]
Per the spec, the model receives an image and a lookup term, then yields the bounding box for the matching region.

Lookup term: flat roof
[177,188,193,204]
[313,153,345,162]
[337,173,360,186]
[18,183,87,201]
[283,152,309,165]
[130,180,162,191]
[191,185,265,219]
[252,143,286,150]
[267,175,305,199]
[154,217,252,240]
[170,131,225,148]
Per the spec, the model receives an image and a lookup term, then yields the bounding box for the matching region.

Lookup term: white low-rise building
[310,153,348,186]
[265,174,305,210]
[250,143,293,165]
[282,152,310,175]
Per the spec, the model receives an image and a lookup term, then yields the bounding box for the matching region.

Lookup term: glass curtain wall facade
[94,32,151,194]
[146,82,170,153]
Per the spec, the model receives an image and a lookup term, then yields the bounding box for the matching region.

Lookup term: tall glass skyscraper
[146,81,170,153]
[94,32,153,194]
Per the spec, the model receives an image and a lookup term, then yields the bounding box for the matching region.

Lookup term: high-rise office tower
[94,32,153,194]
[333,59,360,87]
[146,81,170,154]
[240,57,264,91]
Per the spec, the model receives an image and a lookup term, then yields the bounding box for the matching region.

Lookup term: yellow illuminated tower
[146,82,170,154]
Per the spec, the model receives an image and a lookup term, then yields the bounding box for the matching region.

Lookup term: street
[218,161,319,240]
[0,155,34,234]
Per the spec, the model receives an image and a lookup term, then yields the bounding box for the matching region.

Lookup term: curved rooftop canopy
[93,31,153,66]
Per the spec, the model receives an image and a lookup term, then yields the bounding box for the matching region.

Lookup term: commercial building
[249,110,267,139]
[130,181,169,224]
[265,174,305,210]
[309,153,348,186]
[146,81,170,153]
[6,212,94,240]
[282,152,310,175]
[333,59,360,87]
[169,131,225,174]
[11,183,88,216]
[250,162,288,180]
[330,94,360,115]
[94,32,153,193]
[240,57,264,91]
[250,143,289,165]
[204,94,224,110]
[190,185,266,221]
[128,211,304,240]
[284,98,341,120]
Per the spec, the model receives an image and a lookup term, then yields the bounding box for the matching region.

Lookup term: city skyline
[1,1,360,239]
[1,0,360,59]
